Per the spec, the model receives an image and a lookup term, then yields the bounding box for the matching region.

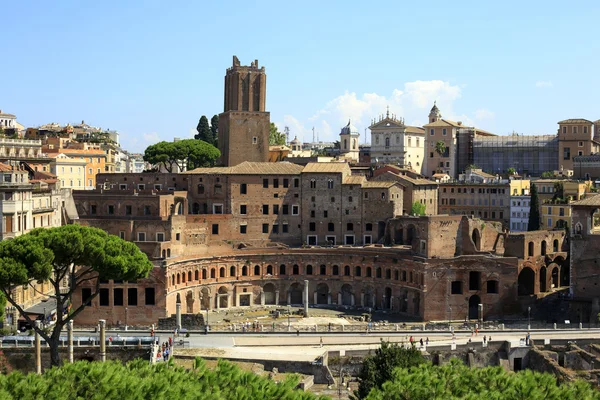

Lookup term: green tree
[541,171,555,178]
[269,122,286,145]
[410,201,426,216]
[0,225,153,366]
[435,141,446,156]
[354,340,425,399]
[552,182,564,202]
[143,139,220,172]
[210,114,219,147]
[507,167,516,175]
[195,115,212,143]
[528,183,541,231]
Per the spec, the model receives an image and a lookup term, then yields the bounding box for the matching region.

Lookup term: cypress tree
[528,183,540,231]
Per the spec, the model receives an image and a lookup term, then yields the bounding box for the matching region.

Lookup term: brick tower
[218,56,270,166]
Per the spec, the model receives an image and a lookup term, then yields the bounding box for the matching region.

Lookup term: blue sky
[3,1,599,152]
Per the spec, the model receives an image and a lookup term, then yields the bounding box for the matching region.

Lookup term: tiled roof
[423,119,463,128]
[571,195,600,207]
[558,119,593,124]
[433,173,450,178]
[302,162,350,173]
[0,112,16,118]
[0,163,12,171]
[343,175,366,185]
[186,161,304,175]
[405,126,425,134]
[362,181,396,188]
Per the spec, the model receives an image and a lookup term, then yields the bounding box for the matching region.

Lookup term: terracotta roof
[343,175,366,185]
[423,119,463,128]
[470,169,496,179]
[186,161,304,175]
[302,162,350,173]
[572,195,600,207]
[33,171,57,180]
[362,181,396,189]
[0,163,12,171]
[405,126,425,134]
[433,173,450,178]
[558,119,593,124]
[47,148,106,156]
[393,173,436,186]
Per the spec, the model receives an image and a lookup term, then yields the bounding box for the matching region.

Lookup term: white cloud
[535,81,553,88]
[282,80,468,144]
[475,109,495,120]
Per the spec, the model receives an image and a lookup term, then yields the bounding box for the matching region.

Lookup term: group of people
[155,337,173,362]
[408,336,430,347]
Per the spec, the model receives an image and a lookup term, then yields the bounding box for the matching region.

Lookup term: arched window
[279,264,286,275]
[386,269,391,279]
[194,270,199,280]
[187,271,192,281]
[528,242,534,257]
[266,265,273,275]
[344,265,351,276]
[242,265,248,276]
[202,269,207,279]
[306,265,313,275]
[293,265,299,275]
[394,270,399,280]
[177,274,181,284]
[332,265,339,275]
[385,137,390,147]
[254,265,260,275]
[355,266,361,276]
[541,241,547,255]
[171,274,175,286]
[230,266,236,277]
[376,267,382,278]
[366,267,372,277]
[219,267,225,278]
[181,273,186,283]
[344,139,348,149]
[197,184,204,194]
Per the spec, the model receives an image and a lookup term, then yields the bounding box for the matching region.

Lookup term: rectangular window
[547,218,552,227]
[310,180,316,189]
[262,205,269,215]
[262,223,269,233]
[137,232,146,241]
[82,288,92,306]
[144,205,151,215]
[107,205,114,215]
[113,288,124,306]
[240,183,247,194]
[294,178,299,188]
[156,232,165,242]
[128,288,138,306]
[310,210,315,218]
[469,271,481,291]
[91,205,97,215]
[273,205,279,215]
[563,147,571,160]
[451,281,463,294]
[487,280,499,294]
[283,179,289,188]
[145,288,155,305]
[137,184,145,190]
[292,205,299,215]
[579,141,584,147]
[263,179,269,188]
[273,179,279,188]
[309,222,316,231]
[323,210,328,218]
[240,225,247,234]
[282,223,288,233]
[119,231,125,240]
[125,205,132,215]
[282,204,289,215]
[99,288,109,306]
[240,205,247,215]
[212,224,219,234]
[442,128,447,136]
[272,224,279,234]
[430,129,434,135]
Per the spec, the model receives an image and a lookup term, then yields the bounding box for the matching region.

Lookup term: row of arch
[527,239,562,257]
[169,263,424,288]
[517,263,565,296]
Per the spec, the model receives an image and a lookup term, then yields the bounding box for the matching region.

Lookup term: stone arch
[540,266,547,292]
[316,283,329,305]
[254,265,260,276]
[384,287,392,309]
[366,267,372,278]
[187,271,192,281]
[241,265,248,276]
[162,249,166,259]
[344,265,351,276]
[306,265,313,275]
[202,269,207,279]
[194,270,199,280]
[551,265,560,289]
[217,286,228,308]
[210,268,215,279]
[355,266,361,276]
[363,287,375,309]
[528,241,534,257]
[266,265,273,275]
[472,228,481,251]
[518,267,535,295]
[289,283,303,305]
[230,265,236,277]
[553,239,559,252]
[394,226,404,244]
[292,264,299,275]
[575,222,583,235]
[468,295,480,320]
[219,267,225,278]
[263,283,276,305]
[341,284,353,306]
[541,241,547,256]
[176,273,181,285]
[186,290,194,313]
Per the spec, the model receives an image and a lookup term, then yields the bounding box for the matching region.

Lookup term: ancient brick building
[218,56,270,167]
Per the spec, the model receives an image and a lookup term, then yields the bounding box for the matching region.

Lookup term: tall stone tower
[218,56,270,166]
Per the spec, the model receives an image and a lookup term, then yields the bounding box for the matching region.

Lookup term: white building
[0,110,17,130]
[510,195,531,232]
[369,109,425,173]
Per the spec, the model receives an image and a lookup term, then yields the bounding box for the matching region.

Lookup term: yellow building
[541,203,571,229]
[48,153,87,190]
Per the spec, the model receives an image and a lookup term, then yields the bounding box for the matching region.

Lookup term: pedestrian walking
[483,335,487,344]
[409,336,414,345]
[475,327,479,336]
[426,337,429,346]
[320,337,323,348]
[419,338,423,347]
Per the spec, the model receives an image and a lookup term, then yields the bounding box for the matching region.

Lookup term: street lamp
[528,306,531,330]
[125,307,128,331]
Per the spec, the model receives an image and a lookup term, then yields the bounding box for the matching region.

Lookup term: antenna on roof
[312,127,315,143]
[284,126,290,145]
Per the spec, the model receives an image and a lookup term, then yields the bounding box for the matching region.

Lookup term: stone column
[287,291,291,306]
[360,293,365,307]
[382,295,387,309]
[99,319,106,363]
[34,321,41,374]
[260,290,265,306]
[275,290,280,306]
[303,280,309,317]
[478,304,483,323]
[313,292,318,305]
[351,294,355,306]
[68,320,74,364]
[327,293,331,305]
[176,303,182,330]
[337,293,342,306]
[390,296,395,311]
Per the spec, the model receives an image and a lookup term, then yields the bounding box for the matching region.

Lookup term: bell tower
[429,101,442,123]
[218,56,270,166]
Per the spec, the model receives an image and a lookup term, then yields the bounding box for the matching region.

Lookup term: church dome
[340,120,359,135]
[290,136,300,145]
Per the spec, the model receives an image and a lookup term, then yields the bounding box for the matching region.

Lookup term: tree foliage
[410,201,426,216]
[528,183,541,231]
[507,167,516,176]
[435,141,446,156]
[210,114,219,147]
[365,358,599,400]
[195,115,212,144]
[0,358,326,399]
[269,123,286,146]
[541,171,555,178]
[0,225,153,366]
[143,139,220,172]
[354,340,425,399]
